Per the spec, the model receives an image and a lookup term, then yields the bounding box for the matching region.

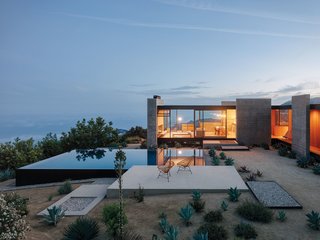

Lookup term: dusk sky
[1,0,320,141]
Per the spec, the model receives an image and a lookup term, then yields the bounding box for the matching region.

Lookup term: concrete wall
[236,99,271,145]
[292,94,310,159]
[147,98,163,148]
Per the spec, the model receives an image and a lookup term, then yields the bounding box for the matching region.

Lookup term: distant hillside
[281,97,320,105]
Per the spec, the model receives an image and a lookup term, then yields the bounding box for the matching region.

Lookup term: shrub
[306,210,320,230]
[159,217,169,233]
[219,152,226,160]
[236,201,273,223]
[220,201,228,211]
[225,157,234,166]
[102,204,128,236]
[246,174,256,181]
[190,191,205,213]
[158,212,167,219]
[211,156,220,166]
[204,210,223,223]
[134,184,144,202]
[58,180,73,195]
[193,232,208,240]
[42,206,65,226]
[234,222,258,239]
[164,225,179,240]
[178,204,193,226]
[277,210,287,222]
[278,147,288,157]
[297,157,309,168]
[62,217,99,240]
[0,168,15,182]
[313,165,320,175]
[122,230,143,240]
[288,150,297,159]
[48,194,54,201]
[208,148,216,158]
[260,143,269,150]
[255,169,263,177]
[0,194,29,240]
[3,192,29,216]
[237,165,250,173]
[228,187,241,202]
[197,223,227,240]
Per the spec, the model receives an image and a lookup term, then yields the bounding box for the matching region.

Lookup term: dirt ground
[2,148,320,240]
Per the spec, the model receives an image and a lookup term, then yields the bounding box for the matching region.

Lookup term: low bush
[204,210,223,223]
[197,223,227,240]
[228,187,241,202]
[4,192,29,216]
[208,148,216,158]
[306,210,320,230]
[42,206,65,226]
[102,204,128,236]
[255,169,263,177]
[237,165,250,173]
[159,217,169,233]
[236,201,273,223]
[190,191,205,213]
[62,217,99,240]
[211,156,220,166]
[220,201,228,211]
[277,210,287,222]
[134,184,144,202]
[246,174,256,181]
[58,180,73,195]
[219,152,226,160]
[158,212,167,219]
[0,168,15,182]
[225,157,234,166]
[278,147,288,157]
[234,222,258,239]
[178,204,193,226]
[313,165,320,175]
[297,157,309,168]
[193,232,208,240]
[260,143,270,150]
[122,230,143,240]
[288,150,297,159]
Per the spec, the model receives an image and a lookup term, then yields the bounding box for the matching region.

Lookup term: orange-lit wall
[310,110,320,148]
[271,110,292,138]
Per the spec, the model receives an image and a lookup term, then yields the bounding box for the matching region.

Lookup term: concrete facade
[292,94,310,159]
[236,99,271,146]
[147,98,163,148]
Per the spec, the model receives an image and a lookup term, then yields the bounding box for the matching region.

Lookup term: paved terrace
[107,165,248,197]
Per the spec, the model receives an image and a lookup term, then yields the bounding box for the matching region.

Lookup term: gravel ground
[60,197,96,212]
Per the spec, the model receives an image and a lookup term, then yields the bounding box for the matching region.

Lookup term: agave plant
[306,210,320,230]
[178,204,193,226]
[228,187,241,202]
[277,210,287,222]
[164,225,179,240]
[190,191,205,213]
[208,148,216,158]
[193,232,208,240]
[246,174,256,181]
[219,152,226,160]
[255,169,263,177]
[211,157,220,166]
[220,201,228,211]
[159,217,169,233]
[62,217,99,240]
[42,205,65,226]
[225,157,234,166]
[238,165,250,173]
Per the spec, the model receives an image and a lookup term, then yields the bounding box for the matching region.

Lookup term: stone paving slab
[107,166,248,198]
[221,146,249,151]
[247,181,302,208]
[38,184,107,216]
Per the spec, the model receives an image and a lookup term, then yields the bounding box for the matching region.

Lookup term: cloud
[276,81,320,93]
[129,83,157,87]
[55,12,320,40]
[154,0,320,25]
[171,85,202,90]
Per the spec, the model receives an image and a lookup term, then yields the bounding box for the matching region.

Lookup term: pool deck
[107,166,248,198]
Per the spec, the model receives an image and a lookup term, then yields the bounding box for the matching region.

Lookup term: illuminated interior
[157,148,205,166]
[310,110,320,155]
[157,107,237,139]
[271,109,292,143]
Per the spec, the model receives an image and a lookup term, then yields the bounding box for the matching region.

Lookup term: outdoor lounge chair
[157,160,175,182]
[176,158,192,174]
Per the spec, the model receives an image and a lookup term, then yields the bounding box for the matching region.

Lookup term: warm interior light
[178,150,182,155]
[178,117,183,122]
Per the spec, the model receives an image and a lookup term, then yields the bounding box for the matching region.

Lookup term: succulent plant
[306,210,320,230]
[178,204,193,226]
[42,206,65,226]
[220,201,228,211]
[277,210,287,222]
[228,187,241,202]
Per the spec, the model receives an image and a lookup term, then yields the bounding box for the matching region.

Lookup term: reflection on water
[76,149,106,161]
[157,148,205,166]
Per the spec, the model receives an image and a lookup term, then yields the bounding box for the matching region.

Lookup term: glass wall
[157,110,170,138]
[271,109,292,140]
[170,110,194,138]
[195,110,226,137]
[227,109,237,138]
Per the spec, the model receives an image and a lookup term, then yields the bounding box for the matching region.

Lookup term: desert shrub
[193,232,208,240]
[234,222,258,239]
[246,174,256,181]
[178,204,193,226]
[225,157,234,166]
[297,157,309,168]
[158,212,167,219]
[102,204,128,236]
[236,201,273,223]
[277,210,287,222]
[306,210,320,230]
[197,223,227,240]
[255,169,263,177]
[4,192,29,216]
[288,150,297,159]
[208,148,216,158]
[48,194,54,201]
[42,206,65,226]
[159,217,169,233]
[228,187,241,202]
[62,217,99,240]
[278,147,288,157]
[313,165,320,175]
[190,191,205,213]
[204,210,223,223]
[58,180,73,195]
[164,225,179,240]
[260,143,270,150]
[211,156,220,166]
[220,201,228,211]
[237,165,250,173]
[219,152,226,160]
[0,168,15,182]
[0,194,29,240]
[134,184,144,202]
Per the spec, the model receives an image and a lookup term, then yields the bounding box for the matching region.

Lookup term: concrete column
[147,97,163,148]
[236,99,271,146]
[292,94,310,159]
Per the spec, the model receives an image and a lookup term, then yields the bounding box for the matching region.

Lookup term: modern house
[147,94,320,159]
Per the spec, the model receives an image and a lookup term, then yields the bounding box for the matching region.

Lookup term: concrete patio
[107,165,248,197]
